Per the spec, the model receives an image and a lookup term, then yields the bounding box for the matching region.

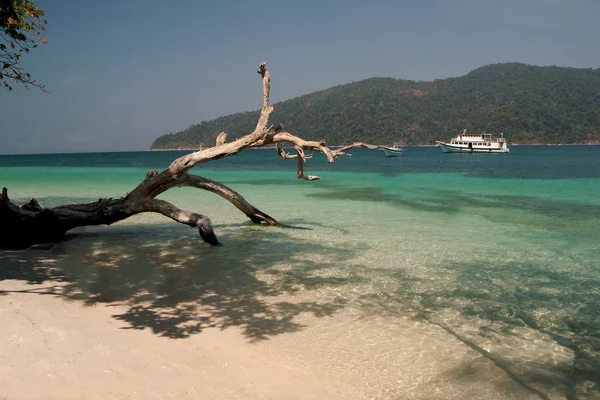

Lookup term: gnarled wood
[215,132,228,146]
[0,191,219,248]
[276,144,319,180]
[182,175,278,225]
[1,62,376,249]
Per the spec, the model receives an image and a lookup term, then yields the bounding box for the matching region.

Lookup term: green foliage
[0,0,47,91]
[151,63,600,148]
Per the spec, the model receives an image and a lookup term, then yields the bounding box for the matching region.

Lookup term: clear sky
[1,0,599,154]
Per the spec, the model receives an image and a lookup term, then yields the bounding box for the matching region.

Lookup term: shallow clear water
[1,146,599,398]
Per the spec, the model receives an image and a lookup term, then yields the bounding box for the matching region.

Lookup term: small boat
[436,130,509,153]
[381,144,404,157]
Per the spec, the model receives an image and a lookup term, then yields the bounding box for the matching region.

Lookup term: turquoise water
[1,146,600,398]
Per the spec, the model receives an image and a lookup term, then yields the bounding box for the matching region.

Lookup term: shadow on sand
[2,224,599,399]
[358,261,600,400]
[0,223,364,342]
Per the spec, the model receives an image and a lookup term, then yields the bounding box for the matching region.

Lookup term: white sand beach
[0,235,548,400]
[0,280,346,400]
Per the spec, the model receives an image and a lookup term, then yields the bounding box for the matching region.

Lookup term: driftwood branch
[162,62,274,176]
[215,132,228,146]
[1,62,377,249]
[0,190,218,248]
[259,133,377,170]
[182,175,278,225]
[276,144,319,180]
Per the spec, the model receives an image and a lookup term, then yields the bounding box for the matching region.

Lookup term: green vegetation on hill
[151,63,600,149]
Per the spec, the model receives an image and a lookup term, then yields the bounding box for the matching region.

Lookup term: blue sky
[1,0,599,154]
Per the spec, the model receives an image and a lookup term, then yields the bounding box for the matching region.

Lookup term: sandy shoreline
[0,234,581,399]
[0,241,352,400]
[0,279,531,400]
[0,281,348,400]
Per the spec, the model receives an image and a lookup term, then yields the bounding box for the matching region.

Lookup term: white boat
[381,144,404,157]
[436,130,509,153]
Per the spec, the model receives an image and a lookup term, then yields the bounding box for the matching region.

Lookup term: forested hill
[151,63,600,149]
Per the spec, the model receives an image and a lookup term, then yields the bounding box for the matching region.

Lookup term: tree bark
[1,62,377,249]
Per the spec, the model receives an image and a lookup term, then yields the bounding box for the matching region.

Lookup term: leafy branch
[0,0,47,91]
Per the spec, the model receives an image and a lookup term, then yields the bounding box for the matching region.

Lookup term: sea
[1,145,599,399]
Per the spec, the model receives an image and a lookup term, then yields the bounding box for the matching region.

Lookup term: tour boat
[436,130,509,153]
[381,144,404,157]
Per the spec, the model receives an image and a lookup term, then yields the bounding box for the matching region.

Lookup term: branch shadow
[0,223,365,342]
[357,262,600,399]
[0,248,74,284]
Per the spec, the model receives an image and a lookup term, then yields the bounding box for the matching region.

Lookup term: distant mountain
[150,63,600,149]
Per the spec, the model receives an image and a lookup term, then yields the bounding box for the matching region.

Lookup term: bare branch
[183,174,278,225]
[165,61,275,174]
[330,142,380,158]
[216,132,228,146]
[1,197,219,248]
[130,199,218,245]
[276,144,300,160]
[295,146,321,181]
[137,63,376,186]
[256,61,273,131]
[262,134,377,179]
[125,171,278,225]
[276,145,319,180]
[2,62,377,249]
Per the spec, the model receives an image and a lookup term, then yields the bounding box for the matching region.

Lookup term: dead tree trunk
[0,62,377,249]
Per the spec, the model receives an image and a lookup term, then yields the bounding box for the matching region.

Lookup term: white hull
[382,146,404,157]
[437,142,509,153]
